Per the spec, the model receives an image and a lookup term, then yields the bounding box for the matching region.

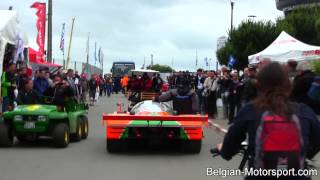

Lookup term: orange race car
[102,100,208,153]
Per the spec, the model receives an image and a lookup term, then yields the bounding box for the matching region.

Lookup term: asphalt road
[0,95,319,180]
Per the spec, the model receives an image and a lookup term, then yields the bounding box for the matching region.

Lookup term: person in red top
[142,73,152,91]
[128,75,143,92]
[95,74,102,97]
[127,75,144,104]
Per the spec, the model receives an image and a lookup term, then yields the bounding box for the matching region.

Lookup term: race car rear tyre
[81,116,89,139]
[71,119,82,142]
[0,123,13,147]
[53,123,70,148]
[16,135,28,143]
[181,140,202,154]
[107,139,127,153]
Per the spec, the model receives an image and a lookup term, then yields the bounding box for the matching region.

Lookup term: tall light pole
[150,54,154,67]
[47,0,53,63]
[230,1,234,31]
[248,15,256,21]
[66,18,75,70]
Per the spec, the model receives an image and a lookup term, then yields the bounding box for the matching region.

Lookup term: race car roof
[130,69,159,73]
[129,69,159,77]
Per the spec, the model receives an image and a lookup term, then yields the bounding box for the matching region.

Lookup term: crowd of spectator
[126,72,164,94]
[167,59,320,123]
[3,59,319,122]
[0,63,115,111]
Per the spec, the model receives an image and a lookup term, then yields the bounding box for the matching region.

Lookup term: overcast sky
[1,0,283,72]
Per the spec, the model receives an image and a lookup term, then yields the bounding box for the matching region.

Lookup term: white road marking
[208,119,227,135]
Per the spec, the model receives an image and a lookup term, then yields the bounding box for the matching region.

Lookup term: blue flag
[204,57,209,67]
[228,55,236,68]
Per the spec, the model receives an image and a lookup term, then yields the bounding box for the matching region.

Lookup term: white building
[217,36,228,50]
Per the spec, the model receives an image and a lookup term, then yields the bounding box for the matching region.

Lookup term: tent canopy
[248,31,320,64]
[0,10,28,47]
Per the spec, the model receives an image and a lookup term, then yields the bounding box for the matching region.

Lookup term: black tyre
[0,123,13,147]
[106,139,127,153]
[70,119,82,142]
[52,123,70,148]
[81,117,89,139]
[16,135,28,143]
[181,140,202,154]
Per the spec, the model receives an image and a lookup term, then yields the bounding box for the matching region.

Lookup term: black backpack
[172,94,193,115]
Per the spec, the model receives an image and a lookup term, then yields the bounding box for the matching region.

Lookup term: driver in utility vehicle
[44,75,74,110]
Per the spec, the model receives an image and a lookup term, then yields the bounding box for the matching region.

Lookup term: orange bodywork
[102,112,208,140]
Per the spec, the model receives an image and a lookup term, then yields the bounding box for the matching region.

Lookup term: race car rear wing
[102,113,208,123]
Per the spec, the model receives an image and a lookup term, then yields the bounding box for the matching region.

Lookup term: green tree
[217,20,280,70]
[217,6,320,70]
[312,61,320,74]
[147,64,175,73]
[277,7,320,46]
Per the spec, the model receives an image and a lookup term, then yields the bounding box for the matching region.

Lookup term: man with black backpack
[215,63,320,180]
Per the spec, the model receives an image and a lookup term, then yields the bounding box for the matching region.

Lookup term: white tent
[0,10,28,63]
[0,10,28,46]
[248,31,320,64]
[0,10,29,78]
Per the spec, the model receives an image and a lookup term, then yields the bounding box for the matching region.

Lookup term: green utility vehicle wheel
[81,117,89,139]
[0,123,13,147]
[16,135,28,143]
[71,118,82,142]
[53,123,70,148]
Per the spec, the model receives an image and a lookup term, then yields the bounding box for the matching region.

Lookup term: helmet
[177,76,191,95]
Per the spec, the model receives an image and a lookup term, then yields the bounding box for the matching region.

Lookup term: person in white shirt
[194,69,205,113]
[203,71,218,118]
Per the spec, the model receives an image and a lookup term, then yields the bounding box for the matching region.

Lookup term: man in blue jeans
[105,75,113,97]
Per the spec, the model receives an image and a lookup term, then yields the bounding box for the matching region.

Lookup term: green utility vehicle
[0,100,89,148]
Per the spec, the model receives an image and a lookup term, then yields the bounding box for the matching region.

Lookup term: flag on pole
[100,49,104,64]
[196,50,198,67]
[59,23,65,52]
[228,55,237,68]
[86,33,90,64]
[31,2,46,58]
[204,57,209,67]
[94,42,97,65]
[141,57,145,69]
[98,47,101,63]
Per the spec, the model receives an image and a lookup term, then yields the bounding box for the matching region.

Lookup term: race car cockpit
[130,100,173,115]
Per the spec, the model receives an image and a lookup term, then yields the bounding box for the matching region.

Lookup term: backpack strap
[288,102,307,169]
